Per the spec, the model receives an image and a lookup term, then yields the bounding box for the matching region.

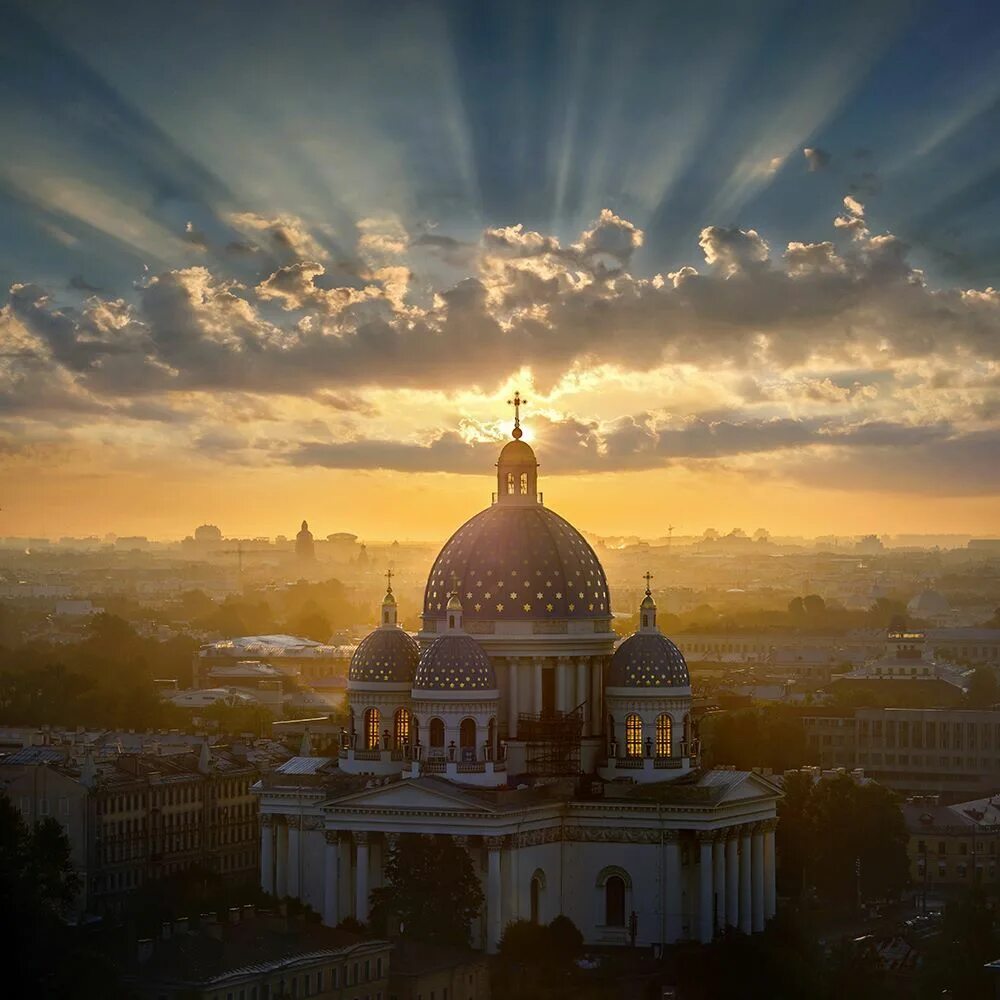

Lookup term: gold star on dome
[546,603,554,612]
[523,603,531,611]
[509,592,517,599]
[536,592,543,599]
[569,603,575,611]
[496,603,504,612]
[474,603,482,612]
[466,592,472,599]
[556,592,562,599]
[485,591,492,599]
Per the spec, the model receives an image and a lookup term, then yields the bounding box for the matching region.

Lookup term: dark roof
[413,634,497,692]
[609,631,691,688]
[390,941,485,976]
[132,915,386,987]
[423,504,610,622]
[349,627,420,683]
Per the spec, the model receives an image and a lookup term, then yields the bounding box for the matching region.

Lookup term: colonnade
[687,820,776,944]
[504,655,605,738]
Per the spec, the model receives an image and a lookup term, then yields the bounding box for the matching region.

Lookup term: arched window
[394,707,411,747]
[449,614,456,629]
[459,718,476,748]
[364,708,381,750]
[383,609,390,624]
[519,471,528,495]
[655,714,672,757]
[625,714,643,757]
[605,876,626,927]
[429,718,445,747]
[530,870,545,923]
[506,471,515,495]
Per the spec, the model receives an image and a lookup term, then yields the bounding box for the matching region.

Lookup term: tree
[919,889,997,999]
[369,834,484,946]
[788,597,805,618]
[802,594,826,616]
[967,666,1000,707]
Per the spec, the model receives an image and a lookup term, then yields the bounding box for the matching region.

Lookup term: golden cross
[643,571,653,594]
[507,390,527,439]
[385,567,394,593]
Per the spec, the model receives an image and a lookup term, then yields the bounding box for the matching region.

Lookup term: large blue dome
[609,632,690,688]
[413,634,497,692]
[423,505,610,623]
[349,627,419,683]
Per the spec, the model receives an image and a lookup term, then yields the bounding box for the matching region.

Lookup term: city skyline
[2,0,1000,540]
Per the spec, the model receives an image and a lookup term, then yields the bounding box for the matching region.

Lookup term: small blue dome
[609,632,690,688]
[349,628,419,683]
[413,634,497,692]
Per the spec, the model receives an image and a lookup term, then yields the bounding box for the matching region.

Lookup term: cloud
[803,147,831,171]
[698,225,770,276]
[226,211,328,261]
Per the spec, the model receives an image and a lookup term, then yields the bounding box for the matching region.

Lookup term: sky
[1,0,999,541]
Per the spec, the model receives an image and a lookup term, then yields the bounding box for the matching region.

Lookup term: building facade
[254,416,781,953]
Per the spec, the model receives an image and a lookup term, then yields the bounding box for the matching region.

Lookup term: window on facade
[530,875,542,924]
[429,718,445,747]
[394,707,411,747]
[605,875,626,926]
[655,714,672,757]
[459,718,476,748]
[519,472,528,494]
[506,471,515,494]
[364,708,381,750]
[625,715,643,757]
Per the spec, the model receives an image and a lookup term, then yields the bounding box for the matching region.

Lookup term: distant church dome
[295,520,315,560]
[413,633,497,691]
[907,589,950,616]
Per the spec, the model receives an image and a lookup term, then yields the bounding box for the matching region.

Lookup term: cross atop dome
[507,390,527,439]
[643,571,654,595]
[385,567,394,595]
[640,571,657,630]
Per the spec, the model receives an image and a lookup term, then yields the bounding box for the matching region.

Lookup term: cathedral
[254,400,780,952]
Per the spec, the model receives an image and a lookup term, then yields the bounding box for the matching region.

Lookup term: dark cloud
[69,275,103,293]
[803,147,831,171]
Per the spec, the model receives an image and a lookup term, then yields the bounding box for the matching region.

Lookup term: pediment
[324,776,495,814]
[712,770,783,804]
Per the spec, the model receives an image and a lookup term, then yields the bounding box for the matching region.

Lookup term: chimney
[228,906,241,924]
[137,939,154,963]
[201,913,222,940]
[242,904,255,921]
[173,917,189,935]
[161,921,172,941]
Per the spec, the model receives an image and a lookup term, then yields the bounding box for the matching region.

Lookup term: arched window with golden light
[363,707,381,750]
[655,714,672,757]
[506,471,515,495]
[625,714,643,757]
[394,707,411,747]
[519,471,528,494]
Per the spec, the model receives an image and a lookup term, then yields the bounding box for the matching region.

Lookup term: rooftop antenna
[667,525,675,552]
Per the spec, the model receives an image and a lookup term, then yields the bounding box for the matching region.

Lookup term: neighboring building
[254,418,781,954]
[930,628,1000,666]
[388,943,490,1000]
[195,635,354,687]
[836,628,972,691]
[800,707,1000,798]
[127,909,390,1000]
[673,631,879,666]
[0,741,274,915]
[903,794,1000,887]
[907,589,951,623]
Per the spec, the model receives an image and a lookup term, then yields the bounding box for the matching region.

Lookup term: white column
[664,834,682,943]
[713,836,726,932]
[508,659,519,738]
[275,820,288,898]
[698,835,713,943]
[486,837,503,954]
[739,827,752,933]
[533,660,543,714]
[764,821,777,919]
[287,822,301,899]
[502,837,518,927]
[725,835,739,928]
[323,832,339,927]
[260,816,274,895]
[354,831,370,923]
[338,836,352,919]
[575,659,588,726]
[751,824,765,932]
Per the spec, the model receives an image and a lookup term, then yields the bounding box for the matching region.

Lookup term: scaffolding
[518,704,584,776]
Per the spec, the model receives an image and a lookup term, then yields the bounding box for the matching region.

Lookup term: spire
[496,392,539,506]
[639,571,657,631]
[446,579,464,631]
[507,390,527,439]
[380,567,398,627]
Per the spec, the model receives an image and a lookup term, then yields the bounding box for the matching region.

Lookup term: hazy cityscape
[3,1,1000,998]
